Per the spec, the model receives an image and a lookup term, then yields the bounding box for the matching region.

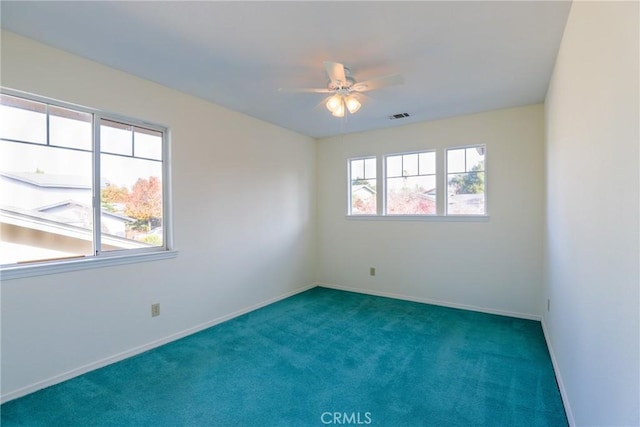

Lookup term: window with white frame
[0,91,171,266]
[446,145,486,215]
[347,145,486,218]
[349,157,377,215]
[385,151,436,215]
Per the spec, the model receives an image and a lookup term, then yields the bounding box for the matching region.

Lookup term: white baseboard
[317,282,541,321]
[541,316,575,426]
[1,283,316,404]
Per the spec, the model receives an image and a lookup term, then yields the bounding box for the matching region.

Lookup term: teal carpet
[1,287,567,426]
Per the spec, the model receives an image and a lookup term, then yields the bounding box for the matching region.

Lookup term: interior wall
[316,105,545,318]
[544,1,640,425]
[0,31,317,401]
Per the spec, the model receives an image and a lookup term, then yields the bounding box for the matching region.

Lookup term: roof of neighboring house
[417,188,436,201]
[0,171,108,189]
[352,184,376,195]
[0,205,148,249]
[36,200,134,222]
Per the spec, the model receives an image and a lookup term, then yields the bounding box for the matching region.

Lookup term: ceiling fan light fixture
[345,95,361,114]
[326,94,342,113]
[283,61,404,120]
[331,100,345,117]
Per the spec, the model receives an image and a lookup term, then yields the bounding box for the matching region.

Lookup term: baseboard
[1,283,317,404]
[541,316,575,426]
[316,282,541,321]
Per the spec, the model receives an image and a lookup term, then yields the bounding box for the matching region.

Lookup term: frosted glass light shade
[331,102,345,117]
[326,94,342,113]
[345,96,361,114]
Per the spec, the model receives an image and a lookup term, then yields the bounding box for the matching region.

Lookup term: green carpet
[1,287,567,426]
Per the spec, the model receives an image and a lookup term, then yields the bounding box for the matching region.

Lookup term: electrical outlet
[547,299,550,312]
[151,303,160,317]
[370,267,376,276]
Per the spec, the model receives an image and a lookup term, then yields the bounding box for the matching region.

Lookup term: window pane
[386,155,402,177]
[447,148,466,173]
[447,174,485,214]
[351,179,376,215]
[446,145,486,215]
[100,150,163,251]
[466,147,485,171]
[350,157,376,215]
[134,127,163,160]
[387,175,436,215]
[419,152,436,175]
[385,150,436,215]
[0,95,47,144]
[364,157,376,179]
[101,119,133,156]
[0,140,93,264]
[50,106,92,151]
[402,154,418,176]
[350,159,364,180]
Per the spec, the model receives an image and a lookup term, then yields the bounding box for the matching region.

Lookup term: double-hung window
[0,91,172,272]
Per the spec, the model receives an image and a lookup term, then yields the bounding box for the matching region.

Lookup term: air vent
[389,112,410,120]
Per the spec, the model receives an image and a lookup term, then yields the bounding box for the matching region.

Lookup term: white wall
[317,105,545,318]
[544,1,640,425]
[0,31,317,401]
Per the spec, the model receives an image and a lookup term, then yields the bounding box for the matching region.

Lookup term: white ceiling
[1,1,571,139]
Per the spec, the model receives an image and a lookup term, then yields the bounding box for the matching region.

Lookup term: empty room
[0,1,638,426]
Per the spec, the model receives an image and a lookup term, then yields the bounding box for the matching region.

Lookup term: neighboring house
[351,184,376,200]
[0,171,139,263]
[37,200,133,237]
[1,205,147,264]
[0,171,93,209]
[418,187,436,202]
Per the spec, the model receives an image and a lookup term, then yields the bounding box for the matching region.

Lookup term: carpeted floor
[1,287,567,426]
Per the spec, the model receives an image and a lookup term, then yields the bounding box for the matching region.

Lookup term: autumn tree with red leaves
[101,184,130,213]
[125,176,162,231]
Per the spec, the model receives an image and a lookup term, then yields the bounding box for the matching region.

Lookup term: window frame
[347,155,378,216]
[0,88,176,280]
[445,144,487,216]
[384,149,438,216]
[346,145,488,220]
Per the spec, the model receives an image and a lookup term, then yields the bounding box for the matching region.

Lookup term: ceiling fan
[279,61,404,118]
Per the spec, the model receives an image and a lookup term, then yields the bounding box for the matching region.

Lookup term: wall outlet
[370,267,376,276]
[151,303,160,317]
[547,299,550,312]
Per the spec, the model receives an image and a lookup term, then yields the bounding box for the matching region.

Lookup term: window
[386,151,436,215]
[446,146,486,215]
[347,145,486,218]
[0,91,171,268]
[349,157,376,215]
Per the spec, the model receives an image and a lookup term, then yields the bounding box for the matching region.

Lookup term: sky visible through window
[0,105,160,188]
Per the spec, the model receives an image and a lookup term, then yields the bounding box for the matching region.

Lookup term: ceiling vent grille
[389,112,410,120]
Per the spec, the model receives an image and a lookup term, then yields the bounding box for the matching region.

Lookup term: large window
[348,145,486,217]
[386,151,436,215]
[0,91,171,268]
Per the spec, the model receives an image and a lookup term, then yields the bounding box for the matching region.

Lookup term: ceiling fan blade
[324,61,347,85]
[278,87,333,94]
[351,74,404,92]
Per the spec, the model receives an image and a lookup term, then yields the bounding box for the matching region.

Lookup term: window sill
[0,249,178,281]
[345,215,489,222]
